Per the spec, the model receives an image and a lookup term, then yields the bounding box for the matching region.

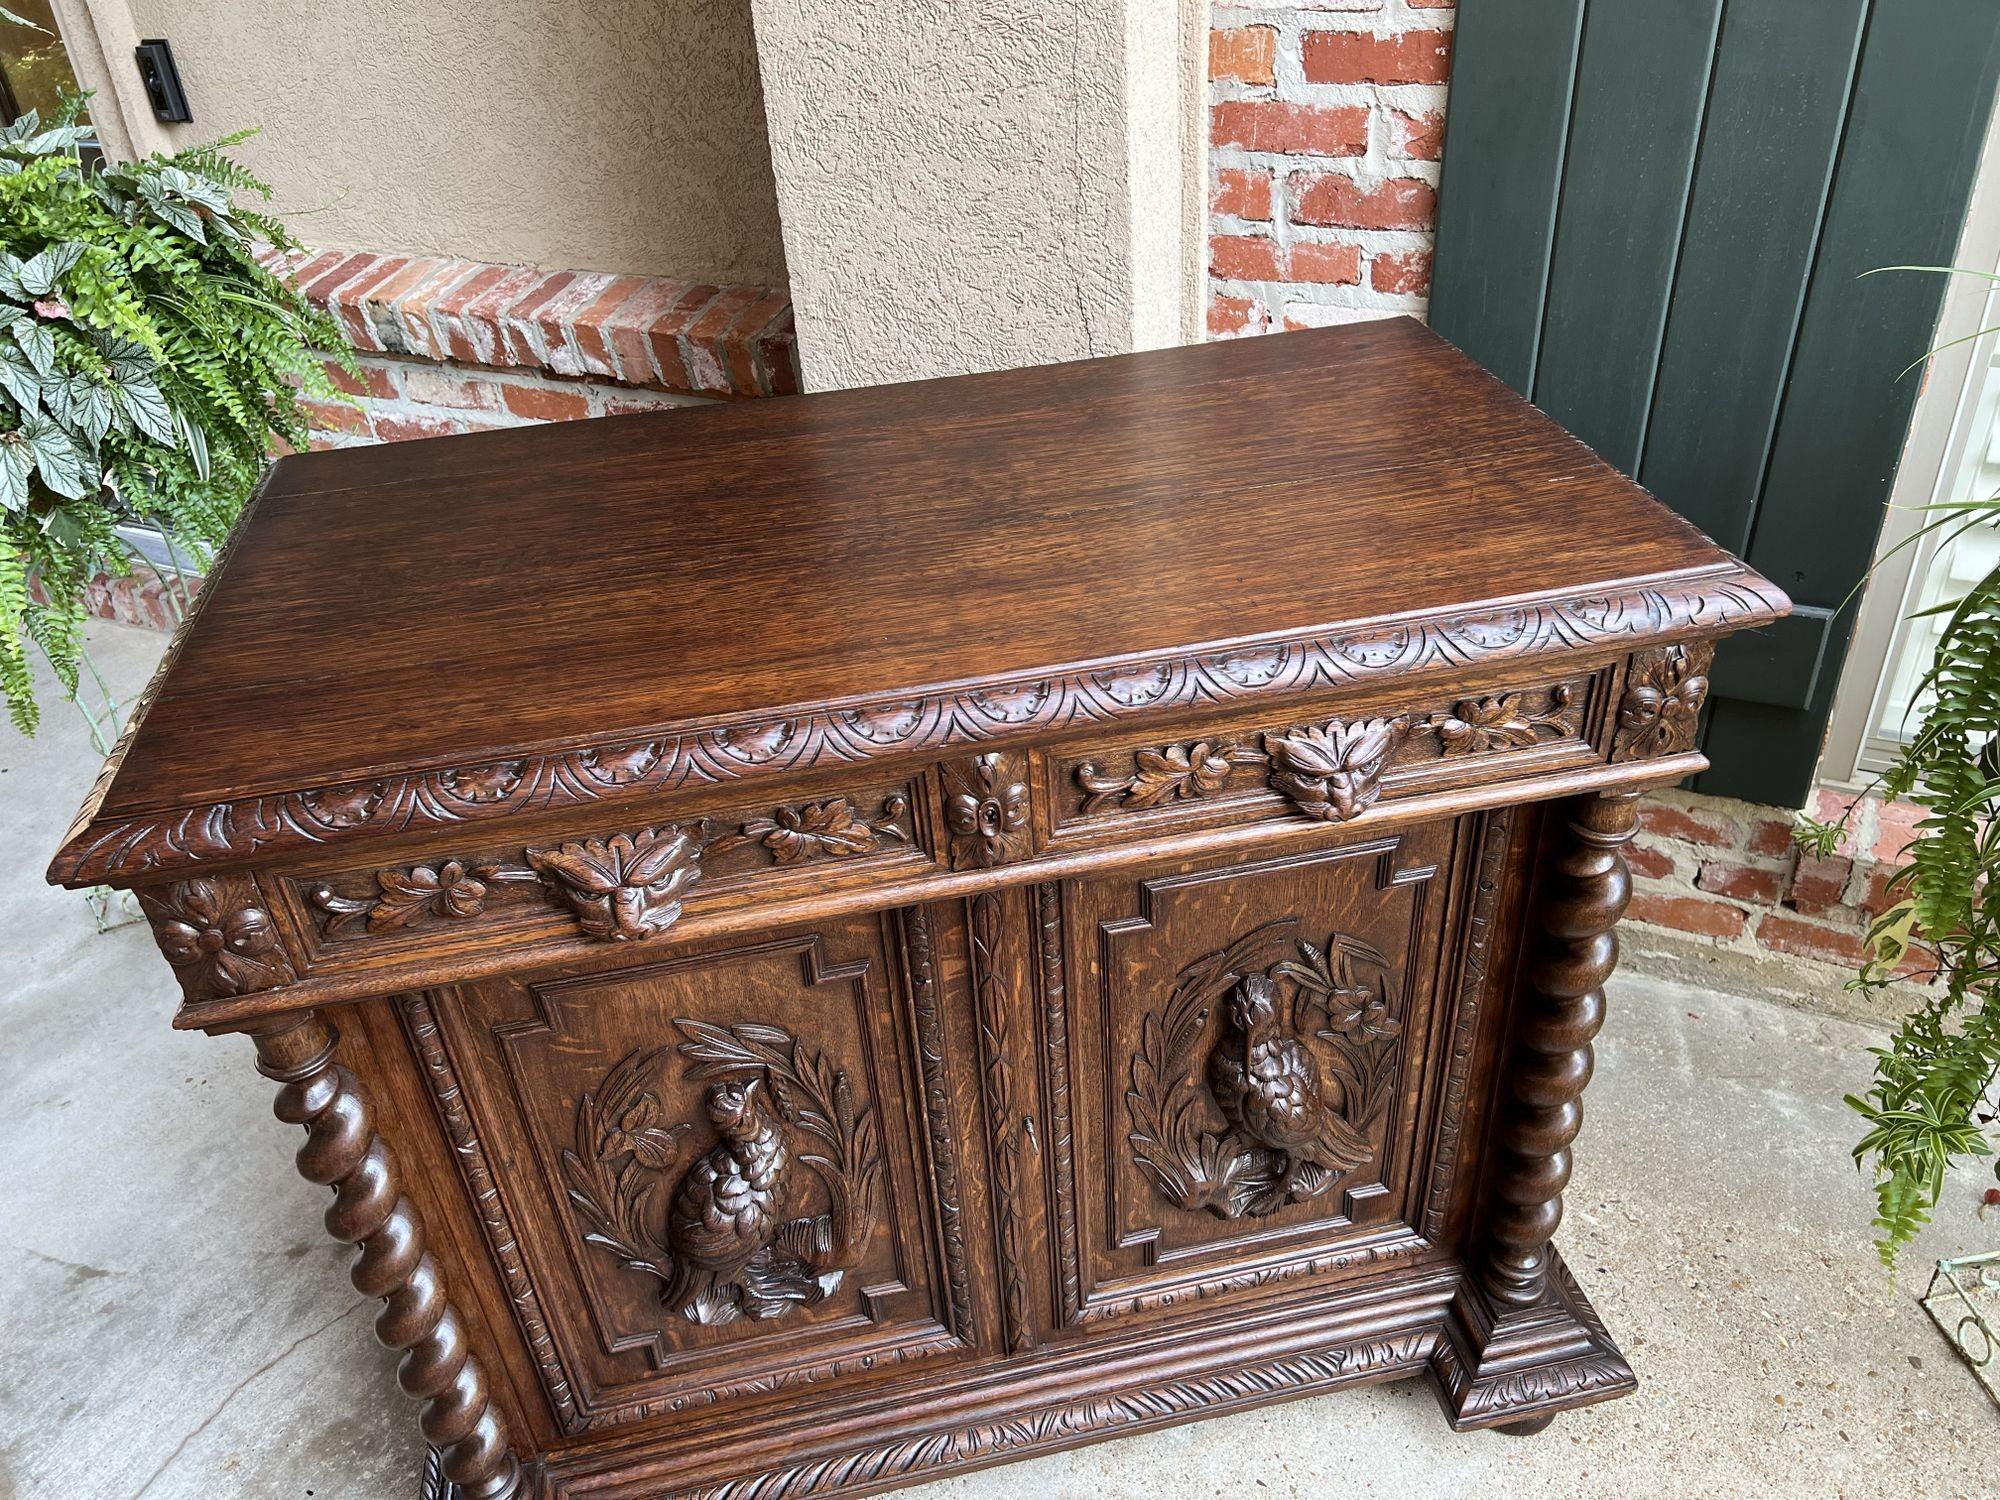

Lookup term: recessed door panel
[1056,819,1470,1327]
[425,912,977,1431]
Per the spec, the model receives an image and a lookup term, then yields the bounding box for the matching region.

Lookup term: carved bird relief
[1206,973,1374,1211]
[660,1077,840,1325]
[1127,919,1403,1222]
[562,1022,884,1332]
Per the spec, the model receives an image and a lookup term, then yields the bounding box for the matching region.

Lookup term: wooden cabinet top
[50,318,1785,888]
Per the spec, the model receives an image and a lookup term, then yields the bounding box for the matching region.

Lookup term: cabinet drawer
[413,911,982,1434]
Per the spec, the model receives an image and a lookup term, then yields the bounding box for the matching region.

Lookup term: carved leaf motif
[1075,739,1263,814]
[528,826,701,941]
[312,857,491,935]
[715,794,911,866]
[1264,715,1409,822]
[1427,685,1579,756]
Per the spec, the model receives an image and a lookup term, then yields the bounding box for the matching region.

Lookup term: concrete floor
[3,621,1994,1500]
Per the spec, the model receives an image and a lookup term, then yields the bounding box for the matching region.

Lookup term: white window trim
[1818,97,2000,790]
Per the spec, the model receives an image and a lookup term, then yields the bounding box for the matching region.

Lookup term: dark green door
[1429,0,2000,807]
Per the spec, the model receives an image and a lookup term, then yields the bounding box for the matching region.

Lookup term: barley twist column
[254,1013,523,1500]
[1481,791,1638,1309]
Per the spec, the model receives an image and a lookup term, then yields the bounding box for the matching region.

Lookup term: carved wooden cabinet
[51,320,1789,1499]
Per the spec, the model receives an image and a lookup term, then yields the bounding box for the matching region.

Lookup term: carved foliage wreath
[1126,917,1404,1220]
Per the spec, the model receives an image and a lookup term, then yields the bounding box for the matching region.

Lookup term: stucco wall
[750,0,1205,390]
[58,0,788,285]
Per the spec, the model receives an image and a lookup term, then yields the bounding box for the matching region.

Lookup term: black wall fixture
[133,39,190,124]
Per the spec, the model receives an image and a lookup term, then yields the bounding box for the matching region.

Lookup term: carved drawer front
[413,911,977,1434]
[1051,816,1479,1329]
[1047,673,1601,849]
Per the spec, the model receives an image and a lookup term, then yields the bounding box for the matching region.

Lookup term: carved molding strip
[1036,882,1083,1324]
[56,574,1783,884]
[683,1330,1435,1500]
[970,890,1034,1351]
[1421,807,1515,1241]
[1612,642,1712,762]
[1072,1238,1430,1325]
[399,994,584,1435]
[904,903,977,1343]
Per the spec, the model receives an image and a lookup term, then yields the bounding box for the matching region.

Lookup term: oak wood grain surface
[77,319,1748,821]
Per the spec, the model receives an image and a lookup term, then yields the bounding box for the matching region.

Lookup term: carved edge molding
[970,890,1035,1351]
[1421,807,1515,1241]
[55,573,1784,885]
[399,994,586,1435]
[680,1330,1435,1500]
[904,904,978,1345]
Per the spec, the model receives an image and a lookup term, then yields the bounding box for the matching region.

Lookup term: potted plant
[1800,269,2000,1267]
[0,82,350,739]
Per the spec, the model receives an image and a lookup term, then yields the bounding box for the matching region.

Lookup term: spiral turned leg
[1429,791,1640,1432]
[253,1013,523,1500]
[1482,790,1636,1308]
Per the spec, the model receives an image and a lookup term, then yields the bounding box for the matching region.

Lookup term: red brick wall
[1627,788,1931,979]
[261,248,801,451]
[1208,1,1454,337]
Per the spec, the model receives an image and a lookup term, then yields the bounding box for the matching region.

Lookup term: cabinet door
[1052,815,1493,1329]
[418,910,980,1433]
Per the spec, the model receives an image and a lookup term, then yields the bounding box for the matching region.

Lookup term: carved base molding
[520,1257,1630,1498]
[1428,1250,1637,1431]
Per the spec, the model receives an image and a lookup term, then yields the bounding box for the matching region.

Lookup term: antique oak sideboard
[50,319,1788,1499]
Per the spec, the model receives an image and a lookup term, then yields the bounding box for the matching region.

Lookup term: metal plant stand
[1920,1249,2000,1407]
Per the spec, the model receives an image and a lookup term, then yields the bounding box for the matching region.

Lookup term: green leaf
[0,435,31,511]
[21,412,89,498]
[176,406,210,480]
[15,243,83,296]
[0,340,42,413]
[43,371,111,443]
[117,377,177,445]
[11,315,53,376]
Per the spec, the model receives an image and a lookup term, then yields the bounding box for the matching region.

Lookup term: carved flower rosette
[146,878,291,998]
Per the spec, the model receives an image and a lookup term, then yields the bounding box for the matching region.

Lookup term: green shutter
[1431,0,2000,807]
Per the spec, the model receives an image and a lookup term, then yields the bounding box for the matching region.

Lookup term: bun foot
[1495,1413,1558,1438]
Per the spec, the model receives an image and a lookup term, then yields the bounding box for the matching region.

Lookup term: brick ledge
[257,247,800,400]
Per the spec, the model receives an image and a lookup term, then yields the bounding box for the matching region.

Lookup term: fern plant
[0,89,350,734]
[1799,269,2000,1266]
